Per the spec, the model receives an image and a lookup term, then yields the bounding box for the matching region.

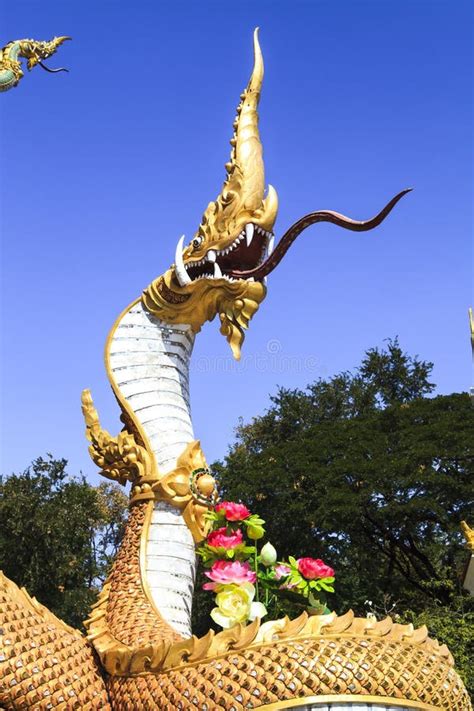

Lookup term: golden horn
[198,29,272,239]
[51,36,72,49]
[231,27,265,211]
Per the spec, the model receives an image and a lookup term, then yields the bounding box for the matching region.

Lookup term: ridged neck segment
[107,299,195,475]
[105,300,198,639]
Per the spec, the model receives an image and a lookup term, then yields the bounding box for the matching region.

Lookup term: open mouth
[174,223,273,287]
[173,189,411,288]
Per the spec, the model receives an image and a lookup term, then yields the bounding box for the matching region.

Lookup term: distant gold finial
[469,307,474,353]
[461,521,474,552]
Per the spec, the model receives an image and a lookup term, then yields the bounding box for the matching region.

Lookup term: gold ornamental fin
[81,389,156,487]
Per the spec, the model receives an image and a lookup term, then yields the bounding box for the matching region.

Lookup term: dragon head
[143,29,410,359]
[23,36,71,72]
[143,29,277,359]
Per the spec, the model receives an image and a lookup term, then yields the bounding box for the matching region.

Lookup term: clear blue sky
[1,1,472,483]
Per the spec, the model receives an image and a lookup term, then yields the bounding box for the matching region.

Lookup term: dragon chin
[142,268,267,360]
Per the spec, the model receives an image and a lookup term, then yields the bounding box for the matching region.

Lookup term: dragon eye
[192,236,203,250]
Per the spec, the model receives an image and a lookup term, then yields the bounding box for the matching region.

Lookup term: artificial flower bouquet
[197,500,335,629]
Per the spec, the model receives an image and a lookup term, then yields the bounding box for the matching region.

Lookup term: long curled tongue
[229,188,411,280]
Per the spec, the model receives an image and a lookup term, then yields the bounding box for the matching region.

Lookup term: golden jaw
[142,222,272,360]
[176,221,274,286]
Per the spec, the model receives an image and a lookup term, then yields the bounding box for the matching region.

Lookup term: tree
[206,340,473,684]
[0,455,128,629]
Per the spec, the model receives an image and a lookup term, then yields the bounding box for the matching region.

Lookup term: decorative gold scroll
[142,269,266,359]
[81,389,155,487]
[148,441,217,542]
[461,521,474,552]
[81,390,217,541]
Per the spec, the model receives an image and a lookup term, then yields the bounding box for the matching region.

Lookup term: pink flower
[274,564,291,580]
[215,501,251,521]
[297,557,334,580]
[279,580,297,590]
[203,560,256,590]
[207,527,243,549]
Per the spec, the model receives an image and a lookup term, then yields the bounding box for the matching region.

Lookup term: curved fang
[174,235,191,287]
[230,188,412,280]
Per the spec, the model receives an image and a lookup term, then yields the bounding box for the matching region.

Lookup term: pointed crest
[197,29,277,242]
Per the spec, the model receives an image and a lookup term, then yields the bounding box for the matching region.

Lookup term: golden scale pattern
[100,502,182,649]
[0,573,110,710]
[2,525,472,710]
[107,630,471,710]
[81,499,472,710]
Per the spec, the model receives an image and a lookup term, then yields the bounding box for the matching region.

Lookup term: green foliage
[202,339,473,684]
[400,594,474,698]
[0,455,128,629]
[192,565,216,636]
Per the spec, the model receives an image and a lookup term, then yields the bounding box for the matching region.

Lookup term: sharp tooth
[214,262,222,279]
[174,235,191,286]
[245,223,254,247]
[248,277,255,282]
[263,276,268,286]
[267,235,275,256]
[207,250,216,263]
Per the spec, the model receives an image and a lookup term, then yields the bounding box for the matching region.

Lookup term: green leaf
[319,581,335,592]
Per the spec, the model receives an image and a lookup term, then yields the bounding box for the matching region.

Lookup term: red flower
[207,527,243,549]
[297,557,334,580]
[215,501,251,521]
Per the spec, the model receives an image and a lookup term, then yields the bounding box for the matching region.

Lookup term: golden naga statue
[0,36,70,93]
[0,30,471,711]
